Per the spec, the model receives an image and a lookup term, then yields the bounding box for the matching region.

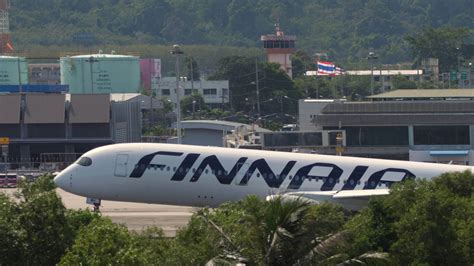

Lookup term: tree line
[9,0,474,65]
[1,171,473,265]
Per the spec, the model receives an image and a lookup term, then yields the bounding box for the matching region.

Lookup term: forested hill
[9,0,474,63]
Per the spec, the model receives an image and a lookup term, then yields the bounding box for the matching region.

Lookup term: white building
[306,69,424,92]
[155,77,229,111]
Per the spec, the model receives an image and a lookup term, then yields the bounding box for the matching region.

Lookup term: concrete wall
[180,128,225,147]
[298,99,334,131]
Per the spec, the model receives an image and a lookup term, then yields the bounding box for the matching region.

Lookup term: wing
[266,189,390,211]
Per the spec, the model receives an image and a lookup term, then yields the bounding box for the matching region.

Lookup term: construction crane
[0,0,13,54]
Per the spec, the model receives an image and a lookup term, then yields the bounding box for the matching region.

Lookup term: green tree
[347,171,474,265]
[0,175,99,265]
[0,193,22,264]
[210,56,299,116]
[180,93,206,117]
[391,75,417,90]
[185,56,200,81]
[59,219,148,265]
[292,50,315,79]
[405,27,471,72]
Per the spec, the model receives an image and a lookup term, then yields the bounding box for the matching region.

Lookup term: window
[184,89,192,95]
[414,126,469,145]
[222,88,228,95]
[325,126,409,146]
[203,88,217,95]
[162,89,170,95]
[76,157,92,166]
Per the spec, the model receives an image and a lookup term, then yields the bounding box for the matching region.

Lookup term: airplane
[53,143,474,210]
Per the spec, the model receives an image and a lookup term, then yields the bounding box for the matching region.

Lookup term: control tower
[0,0,13,54]
[261,24,296,78]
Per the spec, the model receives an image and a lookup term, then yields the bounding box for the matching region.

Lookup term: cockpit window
[76,157,92,166]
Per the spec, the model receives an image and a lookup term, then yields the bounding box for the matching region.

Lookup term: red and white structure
[261,24,296,78]
[0,0,13,54]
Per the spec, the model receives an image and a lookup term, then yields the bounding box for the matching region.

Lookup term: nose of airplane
[54,169,71,190]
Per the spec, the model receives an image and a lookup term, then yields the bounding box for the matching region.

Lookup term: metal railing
[0,153,82,171]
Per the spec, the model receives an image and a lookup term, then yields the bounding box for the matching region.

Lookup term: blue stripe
[429,150,469,156]
[317,64,335,72]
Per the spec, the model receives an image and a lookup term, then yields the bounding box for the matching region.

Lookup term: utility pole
[368,52,378,95]
[255,58,261,116]
[171,45,184,144]
[190,56,194,92]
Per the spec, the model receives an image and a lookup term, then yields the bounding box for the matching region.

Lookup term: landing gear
[86,198,102,212]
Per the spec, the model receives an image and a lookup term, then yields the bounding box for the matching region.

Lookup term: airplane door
[114,154,129,177]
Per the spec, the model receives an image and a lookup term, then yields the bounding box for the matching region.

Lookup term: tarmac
[1,188,197,237]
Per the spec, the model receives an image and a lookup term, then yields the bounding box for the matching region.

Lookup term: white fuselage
[54,143,474,208]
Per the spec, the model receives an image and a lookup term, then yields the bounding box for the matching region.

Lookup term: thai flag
[335,67,345,76]
[317,61,335,75]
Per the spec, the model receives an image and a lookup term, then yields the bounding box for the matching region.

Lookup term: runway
[1,188,197,237]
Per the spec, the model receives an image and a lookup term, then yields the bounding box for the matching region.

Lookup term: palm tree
[201,195,391,265]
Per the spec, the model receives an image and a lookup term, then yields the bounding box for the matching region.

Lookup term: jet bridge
[261,130,346,150]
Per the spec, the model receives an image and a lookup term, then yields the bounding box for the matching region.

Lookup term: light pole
[171,44,184,144]
[367,52,378,95]
[255,58,261,116]
[469,62,472,88]
[86,56,99,93]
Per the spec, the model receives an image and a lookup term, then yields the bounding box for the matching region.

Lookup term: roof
[67,54,138,59]
[175,120,272,133]
[109,93,141,102]
[69,94,110,123]
[305,69,423,76]
[110,93,163,109]
[0,55,25,60]
[369,89,474,99]
[346,70,423,75]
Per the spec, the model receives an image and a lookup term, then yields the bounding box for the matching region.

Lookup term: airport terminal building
[0,93,141,169]
[299,89,474,165]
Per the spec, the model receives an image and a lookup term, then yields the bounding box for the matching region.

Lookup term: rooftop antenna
[0,0,13,54]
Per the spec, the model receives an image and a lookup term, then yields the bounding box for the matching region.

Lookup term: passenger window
[76,157,92,166]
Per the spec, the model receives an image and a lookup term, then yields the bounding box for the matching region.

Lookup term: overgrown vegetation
[1,172,473,265]
[10,0,474,66]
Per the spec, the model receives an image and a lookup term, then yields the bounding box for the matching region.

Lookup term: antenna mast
[0,0,13,54]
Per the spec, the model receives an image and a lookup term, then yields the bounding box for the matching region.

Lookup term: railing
[0,153,82,171]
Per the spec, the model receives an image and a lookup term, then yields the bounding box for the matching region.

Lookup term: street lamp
[170,44,184,144]
[367,52,378,95]
[468,62,472,88]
